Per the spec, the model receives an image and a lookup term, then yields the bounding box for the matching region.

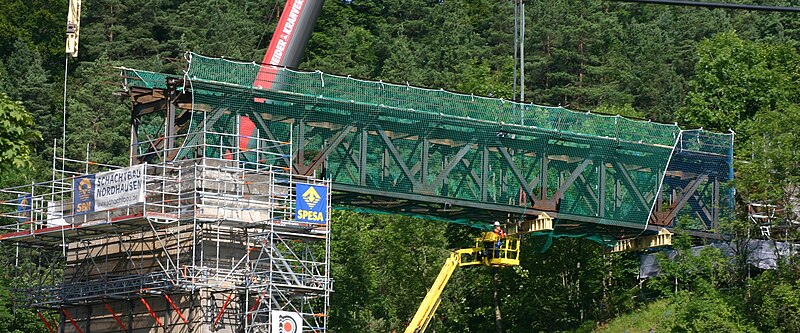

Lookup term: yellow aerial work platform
[404,236,521,333]
[404,212,674,333]
[404,212,553,333]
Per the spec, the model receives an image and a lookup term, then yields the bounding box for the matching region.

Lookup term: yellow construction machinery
[404,212,674,333]
[404,213,553,333]
[404,234,521,333]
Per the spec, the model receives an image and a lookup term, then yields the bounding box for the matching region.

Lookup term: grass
[592,299,675,333]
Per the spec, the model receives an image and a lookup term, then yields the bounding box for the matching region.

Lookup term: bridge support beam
[606,228,673,253]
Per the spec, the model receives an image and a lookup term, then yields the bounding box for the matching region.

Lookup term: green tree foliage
[4,40,58,149]
[0,281,46,333]
[305,25,379,77]
[0,91,45,333]
[502,237,640,331]
[650,231,732,295]
[736,105,800,224]
[453,57,513,99]
[749,272,800,332]
[527,0,633,109]
[678,31,800,133]
[308,0,515,97]
[65,57,130,166]
[670,289,757,333]
[615,8,691,121]
[0,0,67,67]
[329,211,451,332]
[175,0,282,60]
[0,92,41,171]
[80,0,279,71]
[647,221,800,332]
[593,104,645,119]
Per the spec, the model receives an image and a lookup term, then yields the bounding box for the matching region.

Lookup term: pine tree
[65,57,131,168]
[4,40,58,151]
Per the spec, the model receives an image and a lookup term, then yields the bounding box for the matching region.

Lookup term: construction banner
[94,165,145,211]
[295,184,327,224]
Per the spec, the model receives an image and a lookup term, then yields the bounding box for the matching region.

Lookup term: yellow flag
[65,0,81,57]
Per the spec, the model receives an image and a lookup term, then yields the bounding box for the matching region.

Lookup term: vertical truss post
[481,146,489,202]
[713,178,720,229]
[164,89,177,162]
[130,117,139,166]
[422,140,430,183]
[294,119,306,173]
[599,161,607,218]
[359,129,368,186]
[540,154,548,201]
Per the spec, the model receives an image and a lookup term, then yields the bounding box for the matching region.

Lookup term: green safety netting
[185,53,680,147]
[665,129,735,229]
[120,52,734,241]
[122,68,176,89]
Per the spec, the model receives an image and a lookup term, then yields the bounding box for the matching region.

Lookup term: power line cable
[610,0,800,12]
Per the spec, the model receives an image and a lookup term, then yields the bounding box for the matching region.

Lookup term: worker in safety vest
[491,221,506,258]
[493,221,506,238]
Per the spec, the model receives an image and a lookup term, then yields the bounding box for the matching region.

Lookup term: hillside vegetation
[2,0,800,332]
[594,299,673,333]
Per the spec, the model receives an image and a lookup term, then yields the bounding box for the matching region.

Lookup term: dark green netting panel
[121,53,734,237]
[660,130,735,231]
[121,68,176,89]
[186,54,678,145]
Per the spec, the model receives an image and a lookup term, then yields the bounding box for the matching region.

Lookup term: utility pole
[513,0,525,123]
[518,0,525,103]
[512,0,525,102]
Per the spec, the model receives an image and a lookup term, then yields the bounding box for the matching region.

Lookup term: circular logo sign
[279,314,297,333]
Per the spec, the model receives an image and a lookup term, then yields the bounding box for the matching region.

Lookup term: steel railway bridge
[122,53,733,243]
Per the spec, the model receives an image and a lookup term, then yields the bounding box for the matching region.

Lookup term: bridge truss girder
[125,72,730,240]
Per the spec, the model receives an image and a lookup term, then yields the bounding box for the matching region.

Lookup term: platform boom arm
[405,249,471,333]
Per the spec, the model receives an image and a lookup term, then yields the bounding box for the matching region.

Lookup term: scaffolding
[0,129,331,332]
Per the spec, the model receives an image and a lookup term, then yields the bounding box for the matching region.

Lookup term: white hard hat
[493,221,501,226]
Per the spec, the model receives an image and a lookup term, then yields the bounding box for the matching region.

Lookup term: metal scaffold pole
[0,70,332,332]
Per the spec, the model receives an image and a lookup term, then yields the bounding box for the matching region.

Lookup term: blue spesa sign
[73,175,96,215]
[295,184,328,224]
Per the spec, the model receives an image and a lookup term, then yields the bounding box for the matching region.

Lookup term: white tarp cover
[94,164,145,211]
[639,240,797,279]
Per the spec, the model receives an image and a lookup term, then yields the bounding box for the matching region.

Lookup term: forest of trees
[2,0,800,332]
